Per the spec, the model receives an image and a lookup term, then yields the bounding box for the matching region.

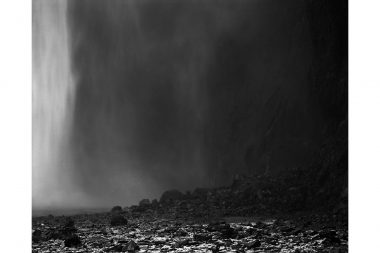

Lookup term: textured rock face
[198,4,348,216]
[203,0,348,184]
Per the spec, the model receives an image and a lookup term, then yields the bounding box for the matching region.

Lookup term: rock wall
[203,0,348,189]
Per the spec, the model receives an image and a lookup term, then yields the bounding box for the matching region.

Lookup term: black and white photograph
[29,0,350,252]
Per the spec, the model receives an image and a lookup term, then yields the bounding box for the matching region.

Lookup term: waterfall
[32,0,76,209]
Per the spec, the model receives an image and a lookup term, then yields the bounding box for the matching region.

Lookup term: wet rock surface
[32,176,347,252]
[32,214,347,252]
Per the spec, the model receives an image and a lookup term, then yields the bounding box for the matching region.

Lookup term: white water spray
[32,0,83,209]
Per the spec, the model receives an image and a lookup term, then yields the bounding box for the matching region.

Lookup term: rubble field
[32,175,348,252]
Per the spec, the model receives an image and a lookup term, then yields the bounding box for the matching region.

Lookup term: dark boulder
[60,217,77,234]
[193,233,212,242]
[110,214,128,226]
[193,188,211,199]
[64,234,81,247]
[63,217,75,228]
[107,244,123,252]
[318,230,341,246]
[151,199,159,207]
[207,223,237,239]
[45,220,78,241]
[124,240,140,252]
[160,190,184,203]
[175,239,190,248]
[245,239,261,249]
[111,206,123,213]
[139,199,150,206]
[32,229,42,243]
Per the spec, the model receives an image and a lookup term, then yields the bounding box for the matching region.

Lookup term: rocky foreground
[32,174,348,252]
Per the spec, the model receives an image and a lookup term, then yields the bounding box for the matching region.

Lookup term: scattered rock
[32,212,347,253]
[32,173,347,253]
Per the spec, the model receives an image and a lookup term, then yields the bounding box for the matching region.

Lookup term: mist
[33,0,347,210]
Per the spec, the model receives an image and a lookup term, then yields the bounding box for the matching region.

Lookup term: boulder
[160,190,184,203]
[110,214,128,226]
[124,240,140,252]
[111,206,123,213]
[139,199,150,206]
[63,217,75,228]
[64,234,81,247]
[192,188,210,200]
[151,199,159,207]
[245,239,261,248]
[193,233,212,242]
[32,229,42,243]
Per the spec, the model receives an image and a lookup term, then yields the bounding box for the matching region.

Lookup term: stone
[111,206,123,213]
[64,234,81,247]
[139,199,150,206]
[108,244,123,252]
[124,240,140,252]
[320,230,341,246]
[32,229,42,243]
[110,214,128,226]
[160,189,184,203]
[194,233,212,242]
[151,199,159,207]
[245,239,261,248]
[175,239,190,248]
[63,217,75,228]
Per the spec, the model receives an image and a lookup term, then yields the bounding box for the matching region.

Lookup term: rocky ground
[32,174,348,252]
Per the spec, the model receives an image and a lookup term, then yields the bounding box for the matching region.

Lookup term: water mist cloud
[33,0,342,209]
[64,0,248,206]
[32,0,90,209]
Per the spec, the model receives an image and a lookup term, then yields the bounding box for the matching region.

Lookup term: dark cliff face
[66,0,347,204]
[204,0,348,185]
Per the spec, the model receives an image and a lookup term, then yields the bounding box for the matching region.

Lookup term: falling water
[32,0,79,209]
